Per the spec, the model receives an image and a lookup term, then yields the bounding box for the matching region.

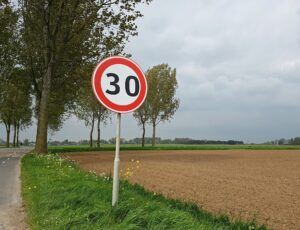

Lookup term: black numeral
[125,75,139,97]
[106,73,120,95]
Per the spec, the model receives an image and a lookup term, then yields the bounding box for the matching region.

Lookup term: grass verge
[48,144,300,154]
[21,154,266,230]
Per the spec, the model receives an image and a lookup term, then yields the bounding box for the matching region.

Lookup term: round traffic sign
[92,56,147,113]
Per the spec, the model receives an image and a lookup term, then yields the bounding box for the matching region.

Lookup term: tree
[291,137,300,145]
[95,107,110,148]
[0,0,18,77]
[146,64,180,146]
[0,85,14,147]
[278,138,286,145]
[75,92,97,148]
[74,69,110,148]
[295,137,300,145]
[10,68,32,147]
[23,138,29,146]
[0,67,32,147]
[133,103,150,147]
[20,0,152,154]
[0,0,19,147]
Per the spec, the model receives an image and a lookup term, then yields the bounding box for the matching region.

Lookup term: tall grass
[21,154,266,229]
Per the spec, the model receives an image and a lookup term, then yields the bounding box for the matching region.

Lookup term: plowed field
[61,150,300,230]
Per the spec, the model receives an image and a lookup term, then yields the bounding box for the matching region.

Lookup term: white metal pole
[112,113,121,206]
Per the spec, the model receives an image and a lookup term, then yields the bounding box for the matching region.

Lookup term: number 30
[106,73,140,97]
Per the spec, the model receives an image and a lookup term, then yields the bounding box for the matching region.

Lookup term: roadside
[0,148,32,230]
[21,153,265,229]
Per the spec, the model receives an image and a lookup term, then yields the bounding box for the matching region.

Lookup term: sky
[1,0,300,143]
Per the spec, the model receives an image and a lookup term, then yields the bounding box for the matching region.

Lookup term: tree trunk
[97,116,100,148]
[5,124,10,148]
[142,122,145,147]
[152,122,156,147]
[35,59,54,154]
[89,115,95,148]
[16,123,20,147]
[13,123,16,147]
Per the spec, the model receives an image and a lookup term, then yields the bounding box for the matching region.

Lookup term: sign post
[112,113,121,206]
[92,56,147,206]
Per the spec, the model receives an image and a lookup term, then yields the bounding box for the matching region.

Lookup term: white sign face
[92,56,147,114]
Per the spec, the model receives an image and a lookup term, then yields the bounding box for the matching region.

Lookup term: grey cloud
[2,0,300,143]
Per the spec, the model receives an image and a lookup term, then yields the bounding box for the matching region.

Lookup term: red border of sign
[92,56,147,114]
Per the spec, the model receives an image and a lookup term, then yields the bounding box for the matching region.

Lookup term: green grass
[48,144,300,154]
[22,154,266,230]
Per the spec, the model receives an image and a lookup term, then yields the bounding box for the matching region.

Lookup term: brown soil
[61,150,300,230]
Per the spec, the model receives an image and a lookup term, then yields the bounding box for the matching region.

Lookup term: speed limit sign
[92,56,147,207]
[92,56,147,113]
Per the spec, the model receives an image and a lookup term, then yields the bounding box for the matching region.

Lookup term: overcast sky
[1,0,300,143]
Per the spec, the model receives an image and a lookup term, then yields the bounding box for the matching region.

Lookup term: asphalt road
[0,148,32,230]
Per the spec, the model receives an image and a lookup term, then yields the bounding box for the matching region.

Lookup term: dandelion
[136,160,140,164]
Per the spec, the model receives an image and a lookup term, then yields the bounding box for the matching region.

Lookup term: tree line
[265,137,300,145]
[44,138,243,146]
[0,2,32,147]
[0,0,180,151]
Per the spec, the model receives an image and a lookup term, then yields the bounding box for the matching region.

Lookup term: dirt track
[62,150,300,230]
[0,148,31,230]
